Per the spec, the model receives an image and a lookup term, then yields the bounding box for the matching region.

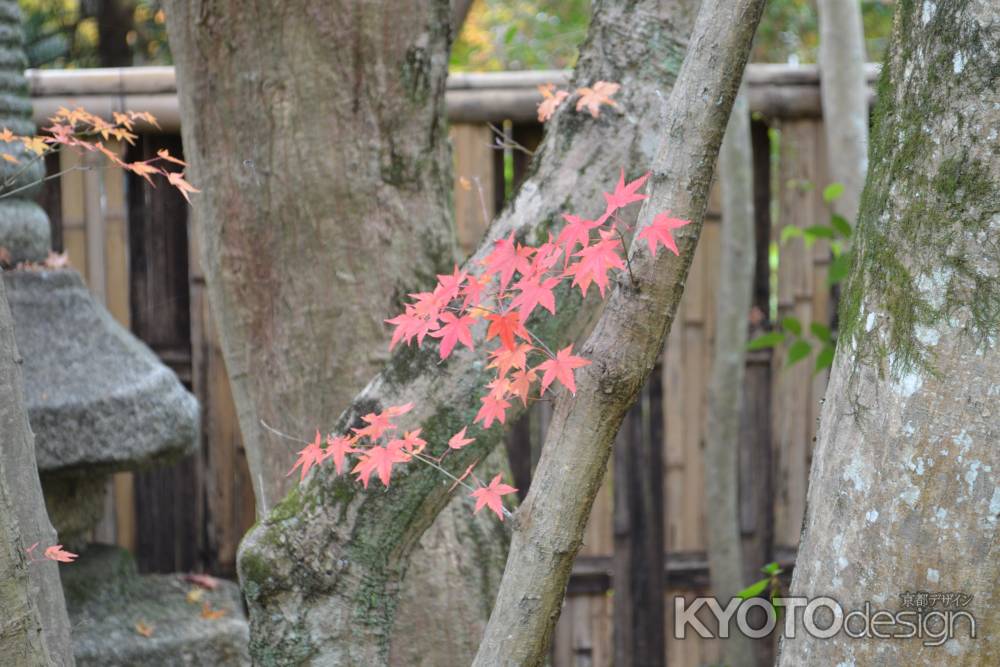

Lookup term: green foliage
[450,0,590,71]
[736,562,785,618]
[19,0,171,68]
[752,0,894,64]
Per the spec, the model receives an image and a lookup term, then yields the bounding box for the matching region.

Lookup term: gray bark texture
[232,0,698,663]
[0,276,60,667]
[817,0,868,222]
[472,0,766,663]
[704,82,756,667]
[778,0,999,664]
[161,1,509,664]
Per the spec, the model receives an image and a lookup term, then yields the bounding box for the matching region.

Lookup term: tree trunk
[95,0,135,67]
[234,0,699,663]
[0,1,75,662]
[472,0,765,663]
[816,0,868,222]
[0,450,50,667]
[778,1,999,664]
[162,1,510,663]
[704,81,756,667]
[0,277,60,667]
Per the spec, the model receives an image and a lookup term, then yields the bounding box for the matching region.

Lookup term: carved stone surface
[3,269,199,475]
[63,544,250,667]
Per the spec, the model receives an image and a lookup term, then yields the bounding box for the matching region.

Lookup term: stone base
[63,544,250,666]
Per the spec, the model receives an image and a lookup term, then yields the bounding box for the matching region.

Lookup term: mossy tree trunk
[779,1,999,664]
[234,0,699,663]
[0,279,58,667]
[162,1,507,664]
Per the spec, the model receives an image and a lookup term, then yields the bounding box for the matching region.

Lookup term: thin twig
[486,122,535,157]
[0,165,91,200]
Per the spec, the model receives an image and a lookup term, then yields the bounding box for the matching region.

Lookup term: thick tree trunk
[704,82,756,667]
[816,0,868,222]
[778,1,999,664]
[0,2,74,662]
[162,1,509,663]
[235,0,698,663]
[0,277,60,667]
[472,1,765,663]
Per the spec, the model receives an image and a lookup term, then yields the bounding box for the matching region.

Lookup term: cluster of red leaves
[290,169,690,521]
[537,81,621,122]
[1,107,198,202]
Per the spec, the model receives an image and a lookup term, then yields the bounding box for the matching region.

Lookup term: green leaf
[780,225,802,244]
[823,182,845,203]
[803,224,836,240]
[828,252,852,285]
[761,562,783,576]
[809,321,832,344]
[503,25,518,45]
[781,316,802,336]
[815,345,835,372]
[786,339,812,366]
[737,578,770,600]
[830,213,852,237]
[747,332,785,350]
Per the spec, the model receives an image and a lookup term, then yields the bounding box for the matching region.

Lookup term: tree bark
[472,0,765,663]
[234,0,699,663]
[778,1,998,664]
[816,0,868,222]
[704,81,756,667]
[162,1,509,663]
[0,277,61,667]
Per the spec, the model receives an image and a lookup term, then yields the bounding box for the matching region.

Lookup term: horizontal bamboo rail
[28,63,881,130]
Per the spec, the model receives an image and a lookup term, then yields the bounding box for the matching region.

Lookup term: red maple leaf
[386,402,415,417]
[434,266,466,303]
[485,310,529,351]
[637,212,691,257]
[43,545,78,563]
[510,275,560,318]
[352,410,397,440]
[565,230,624,297]
[429,311,476,359]
[483,233,534,288]
[352,442,411,488]
[287,430,326,481]
[448,427,475,450]
[385,307,438,350]
[475,394,511,429]
[536,345,591,395]
[391,429,427,455]
[470,474,518,520]
[556,213,601,256]
[324,434,357,475]
[602,168,650,219]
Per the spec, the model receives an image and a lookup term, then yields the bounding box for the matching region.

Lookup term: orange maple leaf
[537,84,569,122]
[167,171,200,203]
[135,621,154,637]
[575,81,621,118]
[201,602,227,620]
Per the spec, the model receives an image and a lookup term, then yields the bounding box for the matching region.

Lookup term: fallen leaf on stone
[201,602,227,620]
[135,621,154,637]
[183,573,220,590]
[186,588,204,604]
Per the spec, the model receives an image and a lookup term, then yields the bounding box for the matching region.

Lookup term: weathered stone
[0,199,50,263]
[2,269,199,475]
[63,544,250,666]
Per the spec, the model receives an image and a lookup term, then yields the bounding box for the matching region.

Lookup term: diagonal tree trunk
[0,277,63,667]
[161,1,509,663]
[472,0,765,663]
[704,80,756,667]
[778,1,999,663]
[234,0,699,663]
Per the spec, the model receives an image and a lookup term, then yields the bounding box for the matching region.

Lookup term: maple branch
[0,165,92,200]
[259,419,311,446]
[472,175,491,230]
[487,122,535,157]
[612,225,638,287]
